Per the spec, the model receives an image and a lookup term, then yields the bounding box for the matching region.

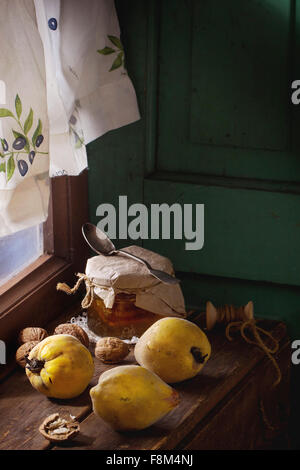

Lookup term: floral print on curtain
[0,0,140,236]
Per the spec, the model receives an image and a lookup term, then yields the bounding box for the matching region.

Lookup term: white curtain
[0,0,140,237]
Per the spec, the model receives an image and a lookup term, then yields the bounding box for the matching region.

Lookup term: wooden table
[0,309,290,450]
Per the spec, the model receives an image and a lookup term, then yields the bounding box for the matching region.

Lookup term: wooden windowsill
[0,254,82,348]
[0,254,67,309]
[0,171,89,348]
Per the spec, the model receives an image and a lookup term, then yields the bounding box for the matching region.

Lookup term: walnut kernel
[16,341,39,368]
[95,337,130,364]
[18,327,48,345]
[54,323,89,348]
[39,413,80,442]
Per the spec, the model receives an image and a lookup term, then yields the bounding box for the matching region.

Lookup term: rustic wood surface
[0,309,289,450]
[182,342,290,450]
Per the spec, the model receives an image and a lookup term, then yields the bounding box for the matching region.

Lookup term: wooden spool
[206,300,254,330]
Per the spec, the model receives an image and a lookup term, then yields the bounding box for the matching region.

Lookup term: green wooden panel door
[144,179,300,286]
[156,0,300,181]
[143,0,300,293]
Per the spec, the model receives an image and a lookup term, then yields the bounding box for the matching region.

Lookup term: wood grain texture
[0,311,288,450]
[181,342,290,450]
[156,0,300,182]
[190,0,289,150]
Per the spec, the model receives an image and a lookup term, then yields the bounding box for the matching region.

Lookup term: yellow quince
[25,334,94,399]
[134,317,211,383]
[90,365,180,431]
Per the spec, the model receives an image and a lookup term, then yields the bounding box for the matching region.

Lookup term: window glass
[0,225,43,286]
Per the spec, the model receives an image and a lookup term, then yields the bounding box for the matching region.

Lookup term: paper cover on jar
[85,245,186,317]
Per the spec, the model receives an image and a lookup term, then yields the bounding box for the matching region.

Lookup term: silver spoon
[82,223,180,285]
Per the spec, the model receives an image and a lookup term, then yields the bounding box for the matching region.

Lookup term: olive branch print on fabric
[69,113,84,149]
[97,35,125,72]
[0,94,48,182]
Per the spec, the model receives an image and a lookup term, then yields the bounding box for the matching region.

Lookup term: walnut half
[39,413,80,442]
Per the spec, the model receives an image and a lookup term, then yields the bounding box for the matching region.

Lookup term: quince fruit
[90,365,179,431]
[134,317,211,383]
[25,334,94,399]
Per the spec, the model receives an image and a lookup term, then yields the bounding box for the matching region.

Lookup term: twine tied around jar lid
[57,273,96,309]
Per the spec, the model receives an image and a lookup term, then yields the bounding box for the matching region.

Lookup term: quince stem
[25,356,45,373]
[190,347,208,364]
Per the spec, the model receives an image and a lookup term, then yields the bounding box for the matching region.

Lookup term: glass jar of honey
[87,293,162,339]
[57,246,186,340]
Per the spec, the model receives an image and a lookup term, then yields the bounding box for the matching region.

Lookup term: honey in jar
[87,293,162,339]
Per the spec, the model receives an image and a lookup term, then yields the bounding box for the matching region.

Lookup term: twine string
[214,304,281,388]
[225,319,281,388]
[215,304,283,431]
[56,273,95,309]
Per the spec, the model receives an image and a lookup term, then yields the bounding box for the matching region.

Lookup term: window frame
[0,170,89,346]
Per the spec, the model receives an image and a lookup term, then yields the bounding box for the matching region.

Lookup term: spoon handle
[117,249,180,285]
[117,249,152,270]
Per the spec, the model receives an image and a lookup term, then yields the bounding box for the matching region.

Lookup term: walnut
[18,327,48,345]
[54,323,89,348]
[16,341,39,368]
[39,413,80,442]
[95,337,130,364]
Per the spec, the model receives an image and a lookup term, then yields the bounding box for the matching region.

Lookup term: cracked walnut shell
[39,413,80,442]
[95,337,130,363]
[18,327,48,345]
[54,323,89,348]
